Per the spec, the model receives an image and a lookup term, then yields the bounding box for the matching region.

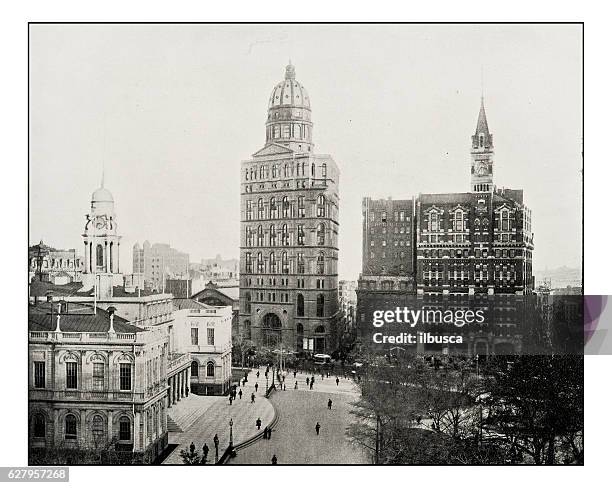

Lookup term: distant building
[173,299,233,395]
[190,257,238,294]
[29,302,170,464]
[338,280,357,328]
[132,242,189,292]
[165,278,192,299]
[29,241,84,284]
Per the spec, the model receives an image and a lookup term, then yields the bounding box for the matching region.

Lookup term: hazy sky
[29,24,582,280]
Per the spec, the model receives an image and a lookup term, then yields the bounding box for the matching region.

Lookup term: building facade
[415,99,534,296]
[132,241,190,292]
[173,299,233,395]
[29,303,170,464]
[29,241,84,285]
[239,63,340,354]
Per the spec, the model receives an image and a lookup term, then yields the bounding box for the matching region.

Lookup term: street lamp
[229,418,233,447]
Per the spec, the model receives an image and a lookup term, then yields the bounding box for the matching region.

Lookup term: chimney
[108,306,116,334]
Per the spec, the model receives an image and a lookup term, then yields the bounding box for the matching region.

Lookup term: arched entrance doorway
[261,313,282,347]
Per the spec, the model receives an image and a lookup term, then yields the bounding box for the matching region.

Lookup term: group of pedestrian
[262,425,273,439]
[228,386,244,405]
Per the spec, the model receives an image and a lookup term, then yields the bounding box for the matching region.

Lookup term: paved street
[228,370,370,464]
[163,369,274,464]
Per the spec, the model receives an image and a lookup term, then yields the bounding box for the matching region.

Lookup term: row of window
[369,210,410,222]
[426,210,513,232]
[243,292,326,317]
[33,361,132,391]
[370,227,410,235]
[245,222,328,247]
[245,195,327,220]
[245,252,327,275]
[190,328,215,346]
[245,161,324,183]
[191,361,215,377]
[32,413,132,442]
[421,248,519,258]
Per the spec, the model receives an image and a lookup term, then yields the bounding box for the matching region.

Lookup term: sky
[29,24,582,280]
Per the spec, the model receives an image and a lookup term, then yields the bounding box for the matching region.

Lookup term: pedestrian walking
[328,398,333,409]
[213,434,219,458]
[336,377,339,386]
[229,395,233,405]
[255,382,259,392]
[283,383,286,391]
[263,426,268,439]
[306,377,309,387]
[239,389,243,399]
[251,392,255,403]
[294,381,298,389]
[256,417,262,430]
[267,426,272,440]
[315,422,321,435]
[271,454,278,464]
[202,443,209,461]
[256,371,260,378]
[293,371,296,378]
[190,442,195,452]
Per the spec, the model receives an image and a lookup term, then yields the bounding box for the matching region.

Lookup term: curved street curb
[218,389,280,463]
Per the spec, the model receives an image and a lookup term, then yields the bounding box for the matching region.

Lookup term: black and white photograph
[23,23,587,467]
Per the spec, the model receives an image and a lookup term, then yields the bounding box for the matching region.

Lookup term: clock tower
[470,97,494,192]
[81,175,122,298]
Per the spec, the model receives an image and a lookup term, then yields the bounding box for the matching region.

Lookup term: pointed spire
[100,162,105,188]
[475,97,490,136]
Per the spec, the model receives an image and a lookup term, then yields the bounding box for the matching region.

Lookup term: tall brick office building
[239,63,340,354]
[356,98,535,346]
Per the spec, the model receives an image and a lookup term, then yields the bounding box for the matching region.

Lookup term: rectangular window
[119,420,131,441]
[92,363,104,390]
[120,363,132,391]
[34,361,45,388]
[66,362,77,389]
[191,328,199,345]
[207,328,215,346]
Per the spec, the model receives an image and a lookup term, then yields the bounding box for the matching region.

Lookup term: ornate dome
[268,63,311,109]
[265,63,314,150]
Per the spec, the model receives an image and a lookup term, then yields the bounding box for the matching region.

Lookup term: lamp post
[229,418,233,448]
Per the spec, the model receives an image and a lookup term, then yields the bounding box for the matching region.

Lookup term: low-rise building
[173,299,233,395]
[29,301,170,464]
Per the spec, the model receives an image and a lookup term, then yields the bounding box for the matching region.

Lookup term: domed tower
[81,175,122,297]
[265,63,314,152]
[239,63,341,354]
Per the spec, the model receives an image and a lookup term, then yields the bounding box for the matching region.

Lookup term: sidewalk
[163,368,274,464]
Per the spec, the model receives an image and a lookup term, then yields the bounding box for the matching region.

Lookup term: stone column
[105,241,109,273]
[133,412,141,451]
[84,241,90,273]
[167,379,172,408]
[117,242,120,273]
[172,375,177,405]
[107,414,113,448]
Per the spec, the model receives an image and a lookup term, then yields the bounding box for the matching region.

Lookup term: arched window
[119,416,131,441]
[295,125,302,139]
[257,253,264,273]
[282,196,289,218]
[250,168,255,180]
[257,199,264,219]
[269,224,277,246]
[257,226,264,246]
[281,252,289,274]
[316,195,326,217]
[322,163,327,178]
[96,244,104,268]
[33,414,45,438]
[283,164,288,178]
[281,224,289,246]
[246,226,253,247]
[191,361,199,377]
[65,414,77,440]
[270,197,278,219]
[316,295,325,317]
[297,196,305,217]
[296,323,304,335]
[206,362,215,377]
[246,201,253,220]
[316,253,325,274]
[315,325,325,334]
[272,165,277,178]
[296,294,304,317]
[259,166,265,179]
[245,253,252,273]
[245,292,251,313]
[317,223,326,245]
[92,414,105,444]
[270,252,277,274]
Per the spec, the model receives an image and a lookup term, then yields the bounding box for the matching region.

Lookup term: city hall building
[239,63,340,354]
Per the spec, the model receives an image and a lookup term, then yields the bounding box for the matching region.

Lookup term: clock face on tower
[94,216,107,230]
[476,161,488,176]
